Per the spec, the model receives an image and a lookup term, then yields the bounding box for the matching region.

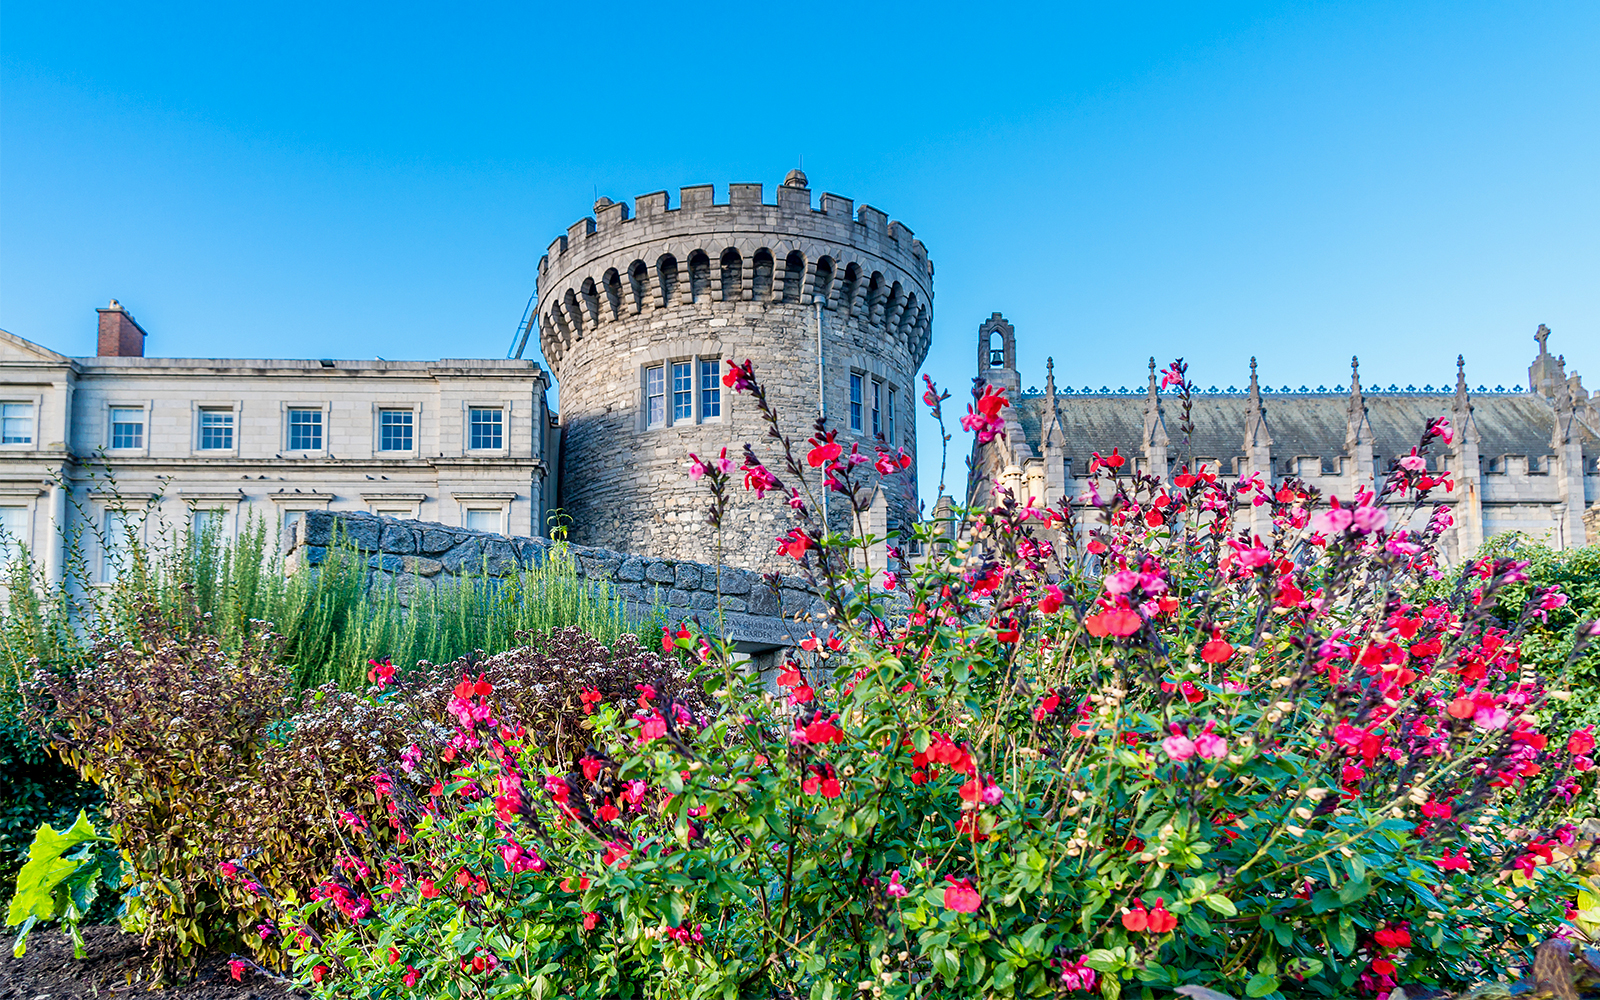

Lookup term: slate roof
[1011,390,1597,474]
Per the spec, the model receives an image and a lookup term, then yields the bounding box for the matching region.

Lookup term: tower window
[850,373,863,432]
[645,365,665,427]
[672,361,693,421]
[887,386,897,442]
[700,360,721,418]
[871,379,883,437]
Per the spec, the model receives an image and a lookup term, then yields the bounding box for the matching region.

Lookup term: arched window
[656,254,678,307]
[720,249,743,300]
[752,249,774,300]
[688,251,711,303]
[627,260,648,313]
[813,256,836,308]
[989,330,1006,367]
[782,251,806,303]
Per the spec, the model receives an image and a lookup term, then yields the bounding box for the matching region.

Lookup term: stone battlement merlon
[537,181,933,288]
[534,177,935,379]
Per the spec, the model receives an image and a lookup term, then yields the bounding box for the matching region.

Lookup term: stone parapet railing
[285,510,809,655]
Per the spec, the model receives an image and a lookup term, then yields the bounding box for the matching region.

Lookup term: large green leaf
[6,811,103,926]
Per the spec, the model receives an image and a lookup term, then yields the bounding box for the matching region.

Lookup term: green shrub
[272,362,1598,999]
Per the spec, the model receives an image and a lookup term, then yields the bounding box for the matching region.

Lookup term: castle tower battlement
[536,172,934,569]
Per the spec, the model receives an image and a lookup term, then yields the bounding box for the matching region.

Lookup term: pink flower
[229,959,248,982]
[1352,505,1388,534]
[1162,732,1197,762]
[403,965,421,987]
[1399,453,1426,472]
[943,876,981,913]
[687,454,708,480]
[1058,954,1098,992]
[1310,507,1354,535]
[885,870,909,899]
[1103,570,1140,595]
[1195,731,1228,760]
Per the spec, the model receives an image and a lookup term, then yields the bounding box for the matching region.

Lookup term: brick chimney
[96,299,147,357]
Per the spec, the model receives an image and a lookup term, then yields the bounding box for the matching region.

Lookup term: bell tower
[977,312,1019,396]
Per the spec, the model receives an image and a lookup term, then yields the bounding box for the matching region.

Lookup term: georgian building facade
[0,302,556,584]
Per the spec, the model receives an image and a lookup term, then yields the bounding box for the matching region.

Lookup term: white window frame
[0,504,30,566]
[699,358,722,420]
[849,373,864,433]
[452,491,516,534]
[463,402,511,455]
[644,364,666,429]
[887,385,897,443]
[282,402,330,455]
[192,402,241,456]
[374,403,421,457]
[362,492,426,519]
[105,402,150,455]
[641,353,725,430]
[871,378,883,438]
[0,396,41,449]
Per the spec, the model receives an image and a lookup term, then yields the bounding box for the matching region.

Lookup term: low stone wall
[285,510,809,653]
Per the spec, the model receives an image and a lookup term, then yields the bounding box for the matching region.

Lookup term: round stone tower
[536,172,934,570]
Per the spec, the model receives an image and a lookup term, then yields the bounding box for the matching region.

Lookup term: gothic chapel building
[970,314,1599,561]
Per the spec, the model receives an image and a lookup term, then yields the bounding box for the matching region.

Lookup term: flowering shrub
[271,360,1596,998]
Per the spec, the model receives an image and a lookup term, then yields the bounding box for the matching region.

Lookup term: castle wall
[534,175,932,571]
[286,510,813,655]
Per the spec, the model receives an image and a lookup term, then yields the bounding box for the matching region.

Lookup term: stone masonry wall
[285,509,810,653]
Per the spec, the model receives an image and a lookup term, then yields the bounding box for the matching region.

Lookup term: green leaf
[1203,894,1238,917]
[1337,876,1371,904]
[1244,973,1279,997]
[7,811,103,926]
[11,916,37,958]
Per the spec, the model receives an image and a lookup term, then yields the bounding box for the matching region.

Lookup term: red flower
[1089,447,1127,474]
[1032,692,1060,722]
[1121,901,1149,931]
[1038,584,1064,615]
[583,911,601,932]
[1374,924,1412,949]
[777,529,812,560]
[1371,958,1397,976]
[367,658,395,687]
[311,965,329,984]
[942,876,981,913]
[1085,608,1142,637]
[1146,898,1177,933]
[418,878,438,899]
[579,687,603,715]
[1435,850,1470,872]
[228,959,248,982]
[807,432,842,467]
[1570,727,1596,756]
[1200,630,1234,664]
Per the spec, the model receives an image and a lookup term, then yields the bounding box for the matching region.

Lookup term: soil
[0,925,304,1000]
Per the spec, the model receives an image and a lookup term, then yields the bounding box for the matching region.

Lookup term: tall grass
[0,497,651,698]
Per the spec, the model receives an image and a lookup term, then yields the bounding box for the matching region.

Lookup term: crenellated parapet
[535,172,935,379]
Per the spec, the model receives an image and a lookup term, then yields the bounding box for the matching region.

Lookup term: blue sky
[3,2,1596,491]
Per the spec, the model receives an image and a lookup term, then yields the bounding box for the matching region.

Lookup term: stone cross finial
[1045,357,1056,398]
[1535,324,1551,355]
[1456,354,1468,393]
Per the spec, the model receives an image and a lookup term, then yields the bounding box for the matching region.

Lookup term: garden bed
[0,926,302,1000]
